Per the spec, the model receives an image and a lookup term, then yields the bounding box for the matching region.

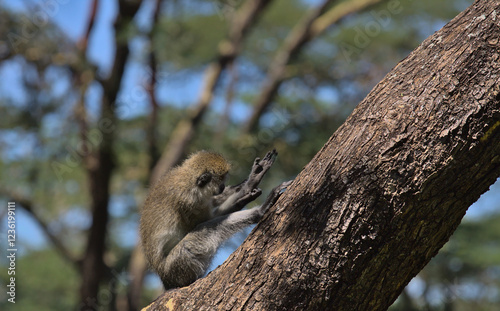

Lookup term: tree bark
[144,1,500,310]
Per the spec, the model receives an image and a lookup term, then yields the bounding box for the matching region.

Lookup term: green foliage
[390,212,500,310]
[0,249,79,311]
[155,13,227,68]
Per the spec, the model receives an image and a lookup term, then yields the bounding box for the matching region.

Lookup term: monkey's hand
[232,187,262,210]
[257,180,293,216]
[213,187,262,217]
[245,149,278,190]
[212,150,278,216]
[235,149,277,209]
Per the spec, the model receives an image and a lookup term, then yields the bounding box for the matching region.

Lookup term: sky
[1,0,499,283]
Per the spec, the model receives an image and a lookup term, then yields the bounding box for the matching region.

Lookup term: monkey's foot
[260,180,293,215]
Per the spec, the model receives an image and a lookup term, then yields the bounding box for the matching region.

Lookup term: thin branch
[151,0,274,183]
[216,61,238,139]
[145,0,162,171]
[311,0,383,36]
[78,0,99,52]
[0,187,79,267]
[72,0,99,170]
[242,0,384,133]
[127,1,162,310]
[127,244,149,311]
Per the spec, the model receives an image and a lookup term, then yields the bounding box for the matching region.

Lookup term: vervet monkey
[140,150,288,290]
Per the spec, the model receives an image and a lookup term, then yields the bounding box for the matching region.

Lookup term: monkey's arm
[156,181,290,290]
[213,149,278,216]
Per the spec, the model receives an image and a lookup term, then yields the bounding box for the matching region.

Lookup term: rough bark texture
[144,1,500,310]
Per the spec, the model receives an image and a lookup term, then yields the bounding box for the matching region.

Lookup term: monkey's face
[196,172,227,196]
[187,151,231,197]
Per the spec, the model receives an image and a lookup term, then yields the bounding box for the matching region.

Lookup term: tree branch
[150,0,274,183]
[77,0,99,52]
[0,187,79,267]
[79,0,143,307]
[216,61,238,138]
[242,0,384,133]
[74,0,100,171]
[127,2,162,310]
[145,0,162,171]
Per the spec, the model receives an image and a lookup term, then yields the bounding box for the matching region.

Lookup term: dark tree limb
[77,0,99,52]
[216,61,237,138]
[145,0,162,171]
[74,0,99,172]
[127,2,163,309]
[79,1,143,309]
[144,1,500,310]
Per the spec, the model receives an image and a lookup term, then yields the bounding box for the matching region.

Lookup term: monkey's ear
[197,172,212,188]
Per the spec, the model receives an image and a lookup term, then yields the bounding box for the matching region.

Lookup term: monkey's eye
[218,183,225,194]
[196,172,212,188]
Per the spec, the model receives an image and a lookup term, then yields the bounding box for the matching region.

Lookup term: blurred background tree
[0,0,498,310]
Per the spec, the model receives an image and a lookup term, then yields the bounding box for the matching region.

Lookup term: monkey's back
[139,164,213,270]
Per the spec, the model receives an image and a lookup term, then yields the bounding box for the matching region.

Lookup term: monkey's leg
[158,208,263,290]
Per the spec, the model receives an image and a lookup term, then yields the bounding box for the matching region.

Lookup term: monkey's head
[184,151,231,196]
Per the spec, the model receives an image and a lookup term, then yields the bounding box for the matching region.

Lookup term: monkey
[140,149,289,290]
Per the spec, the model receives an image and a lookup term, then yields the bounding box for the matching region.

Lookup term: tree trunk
[144,1,500,310]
